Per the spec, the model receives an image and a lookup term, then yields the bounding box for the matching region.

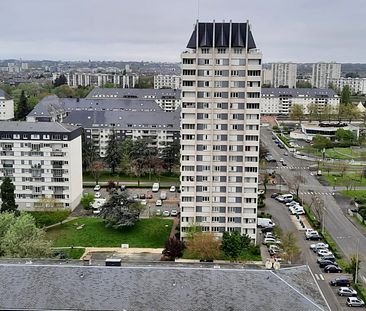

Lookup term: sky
[0,0,365,63]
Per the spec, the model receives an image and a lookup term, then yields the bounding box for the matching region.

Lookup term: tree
[105,130,120,174]
[335,128,356,143]
[82,130,98,172]
[307,103,319,123]
[0,177,17,213]
[339,162,349,177]
[186,232,221,261]
[162,238,186,260]
[259,143,269,159]
[288,174,306,199]
[341,85,351,104]
[119,138,134,174]
[90,160,104,184]
[15,90,30,120]
[346,254,361,283]
[0,213,51,258]
[312,135,333,150]
[296,80,312,88]
[128,138,153,186]
[80,193,95,210]
[99,192,144,229]
[290,104,305,124]
[161,139,180,173]
[221,231,251,260]
[52,85,75,98]
[280,231,301,264]
[345,72,360,79]
[53,74,68,87]
[311,196,325,227]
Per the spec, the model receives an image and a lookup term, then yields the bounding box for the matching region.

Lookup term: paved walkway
[45,217,78,230]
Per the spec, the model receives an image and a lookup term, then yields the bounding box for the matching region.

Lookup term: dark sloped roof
[0,89,12,100]
[187,22,256,49]
[0,121,80,133]
[261,88,338,98]
[87,88,181,99]
[0,264,328,311]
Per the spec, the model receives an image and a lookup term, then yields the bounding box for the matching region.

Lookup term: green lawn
[324,174,366,186]
[302,146,365,160]
[83,171,180,183]
[339,190,366,199]
[47,217,173,248]
[27,210,71,227]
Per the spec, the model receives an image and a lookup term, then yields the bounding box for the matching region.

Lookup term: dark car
[330,277,350,287]
[139,193,146,199]
[261,227,273,233]
[306,234,321,241]
[324,265,342,273]
[146,193,153,199]
[318,255,336,263]
[278,144,285,149]
[271,193,279,199]
[318,260,338,268]
[120,185,126,191]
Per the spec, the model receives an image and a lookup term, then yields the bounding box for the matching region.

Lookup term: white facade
[271,63,297,88]
[261,88,340,115]
[154,75,181,89]
[262,68,273,86]
[330,77,366,95]
[180,21,261,240]
[311,62,341,88]
[0,122,82,211]
[0,90,14,120]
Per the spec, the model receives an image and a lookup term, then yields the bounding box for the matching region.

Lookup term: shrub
[258,212,272,219]
[162,238,185,260]
[27,210,70,227]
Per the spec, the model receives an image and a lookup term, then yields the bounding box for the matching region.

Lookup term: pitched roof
[261,88,338,98]
[0,121,80,133]
[0,263,328,311]
[0,89,11,100]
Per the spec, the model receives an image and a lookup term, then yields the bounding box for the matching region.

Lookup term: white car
[338,287,357,297]
[305,229,318,238]
[162,210,170,217]
[156,199,162,206]
[310,243,329,251]
[317,249,333,257]
[264,232,275,239]
[94,192,101,199]
[347,297,365,307]
[152,183,160,192]
[94,184,101,191]
[292,207,305,215]
[263,237,281,245]
[140,199,147,206]
[286,201,300,207]
[155,209,162,216]
[170,209,178,216]
[160,191,167,200]
[169,186,176,192]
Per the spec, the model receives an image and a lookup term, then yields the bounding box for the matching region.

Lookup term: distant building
[154,74,181,89]
[261,88,339,115]
[0,89,15,120]
[311,62,341,88]
[270,63,297,88]
[299,122,359,140]
[27,94,180,158]
[52,72,139,88]
[261,68,273,86]
[330,77,366,95]
[0,121,82,210]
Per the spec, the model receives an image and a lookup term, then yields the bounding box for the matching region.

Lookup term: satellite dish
[265,261,273,270]
[273,262,281,270]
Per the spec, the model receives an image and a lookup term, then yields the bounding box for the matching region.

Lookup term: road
[261,127,366,308]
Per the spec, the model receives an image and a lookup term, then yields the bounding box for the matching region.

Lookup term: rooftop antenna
[197,0,200,20]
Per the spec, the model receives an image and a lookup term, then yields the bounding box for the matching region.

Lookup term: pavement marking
[315,273,320,280]
[362,276,366,285]
[319,274,325,281]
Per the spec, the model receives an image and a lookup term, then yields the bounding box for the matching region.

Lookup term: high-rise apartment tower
[180,21,262,240]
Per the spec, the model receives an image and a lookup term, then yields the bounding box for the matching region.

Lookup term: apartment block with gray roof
[27,94,180,157]
[261,88,340,115]
[0,121,82,210]
[0,89,14,120]
[180,21,262,240]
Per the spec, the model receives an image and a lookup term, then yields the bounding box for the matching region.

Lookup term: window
[201,48,210,54]
[233,48,242,54]
[217,48,226,54]
[231,70,239,76]
[212,217,220,223]
[204,59,210,65]
[214,70,223,76]
[183,58,194,64]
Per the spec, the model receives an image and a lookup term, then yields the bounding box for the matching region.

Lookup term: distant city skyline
[0,0,365,63]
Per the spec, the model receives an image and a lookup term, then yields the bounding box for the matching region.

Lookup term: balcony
[51,151,65,157]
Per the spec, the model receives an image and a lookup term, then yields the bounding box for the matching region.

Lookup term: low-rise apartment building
[330,77,366,95]
[154,74,181,89]
[261,88,339,115]
[0,121,82,210]
[0,89,14,120]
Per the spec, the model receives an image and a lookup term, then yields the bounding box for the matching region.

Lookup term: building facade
[154,74,181,89]
[0,89,14,120]
[271,63,297,88]
[330,77,366,95]
[311,62,341,88]
[0,122,82,210]
[261,88,339,115]
[180,21,261,240]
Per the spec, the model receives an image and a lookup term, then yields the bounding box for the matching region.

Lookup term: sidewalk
[45,217,78,230]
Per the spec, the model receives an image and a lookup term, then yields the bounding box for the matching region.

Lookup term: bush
[258,212,272,219]
[27,210,70,227]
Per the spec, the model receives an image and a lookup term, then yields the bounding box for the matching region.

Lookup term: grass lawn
[302,146,364,160]
[47,217,173,248]
[339,190,366,199]
[83,171,180,183]
[27,210,71,227]
[324,174,366,186]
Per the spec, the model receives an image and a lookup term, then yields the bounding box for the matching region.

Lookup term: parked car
[152,183,160,192]
[305,230,319,238]
[263,237,281,245]
[286,201,300,207]
[271,193,279,199]
[318,259,338,268]
[156,199,162,206]
[146,193,153,199]
[289,205,304,215]
[338,287,357,297]
[346,297,365,307]
[94,184,101,191]
[140,199,147,206]
[162,210,170,217]
[257,218,275,228]
[120,184,126,191]
[94,192,101,199]
[160,191,167,200]
[170,209,178,216]
[132,193,139,200]
[317,249,333,257]
[139,193,146,199]
[306,231,321,241]
[261,226,273,233]
[169,186,176,192]
[284,152,288,156]
[282,162,287,166]
[324,265,342,273]
[155,209,162,216]
[318,255,336,263]
[277,194,293,202]
[264,232,275,239]
[329,277,350,287]
[310,242,329,252]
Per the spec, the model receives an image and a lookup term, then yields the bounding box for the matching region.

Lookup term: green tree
[15,90,30,120]
[162,238,186,260]
[105,130,120,174]
[307,103,318,123]
[128,138,153,186]
[80,193,95,210]
[346,254,361,283]
[312,135,333,150]
[341,85,351,105]
[99,192,144,229]
[53,74,68,87]
[221,231,251,260]
[335,128,356,143]
[186,232,221,261]
[290,104,305,124]
[296,80,312,88]
[0,177,17,213]
[82,130,98,172]
[52,85,75,98]
[119,138,134,174]
[103,82,117,88]
[280,231,301,264]
[161,139,180,173]
[0,213,51,258]
[134,76,154,88]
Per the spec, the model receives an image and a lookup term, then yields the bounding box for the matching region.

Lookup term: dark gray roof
[261,88,338,98]
[187,22,256,49]
[64,109,180,130]
[0,89,11,100]
[0,121,80,133]
[0,264,328,311]
[87,88,181,99]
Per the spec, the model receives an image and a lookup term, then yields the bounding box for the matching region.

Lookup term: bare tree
[280,231,301,264]
[90,160,104,184]
[339,162,349,177]
[288,174,306,199]
[186,232,221,261]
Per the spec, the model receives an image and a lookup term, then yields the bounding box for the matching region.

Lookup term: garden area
[323,173,366,187]
[46,217,173,248]
[27,210,70,227]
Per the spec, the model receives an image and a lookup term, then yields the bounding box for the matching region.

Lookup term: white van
[257,218,275,228]
[277,194,293,202]
[152,183,160,192]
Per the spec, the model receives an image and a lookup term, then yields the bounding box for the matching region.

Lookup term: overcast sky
[0,0,365,63]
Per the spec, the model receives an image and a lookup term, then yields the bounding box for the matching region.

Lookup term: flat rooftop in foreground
[0,263,328,311]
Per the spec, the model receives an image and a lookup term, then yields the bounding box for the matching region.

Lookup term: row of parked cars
[272,193,305,216]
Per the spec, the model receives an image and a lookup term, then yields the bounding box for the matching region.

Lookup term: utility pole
[355,238,360,284]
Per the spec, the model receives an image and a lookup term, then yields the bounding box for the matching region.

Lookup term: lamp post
[355,238,360,284]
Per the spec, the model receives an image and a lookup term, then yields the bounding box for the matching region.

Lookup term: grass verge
[339,190,366,199]
[46,217,172,248]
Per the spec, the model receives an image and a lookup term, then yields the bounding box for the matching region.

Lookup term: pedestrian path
[314,273,325,281]
[300,192,335,196]
[274,166,310,170]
